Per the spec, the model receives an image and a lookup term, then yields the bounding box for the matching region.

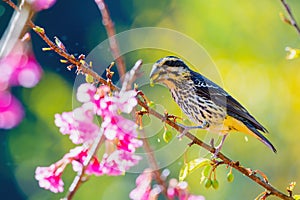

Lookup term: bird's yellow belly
[205,115,254,136]
[206,121,231,135]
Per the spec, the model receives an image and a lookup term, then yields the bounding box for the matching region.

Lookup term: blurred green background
[1,0,300,199]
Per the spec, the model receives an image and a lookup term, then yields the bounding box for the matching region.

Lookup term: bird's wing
[191,71,268,133]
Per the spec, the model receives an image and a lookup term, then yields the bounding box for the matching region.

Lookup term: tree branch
[95,0,126,81]
[4,1,294,199]
[280,0,300,36]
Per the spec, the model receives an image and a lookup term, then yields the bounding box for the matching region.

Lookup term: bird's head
[150,56,191,89]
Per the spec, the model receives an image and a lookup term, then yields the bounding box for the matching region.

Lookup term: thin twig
[280,0,300,36]
[2,0,19,10]
[65,132,106,200]
[95,0,126,81]
[4,1,294,199]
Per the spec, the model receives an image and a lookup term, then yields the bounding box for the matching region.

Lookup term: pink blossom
[87,85,137,116]
[130,175,205,200]
[117,150,142,168]
[94,95,115,117]
[77,83,97,103]
[112,90,137,113]
[167,179,205,200]
[187,195,206,200]
[0,41,42,129]
[27,0,56,11]
[76,83,137,122]
[129,168,153,200]
[101,115,142,152]
[0,91,24,129]
[0,42,42,89]
[86,156,102,175]
[135,168,152,187]
[167,179,188,199]
[54,105,99,144]
[76,84,142,151]
[116,133,143,153]
[35,164,64,193]
[35,83,143,193]
[66,146,102,175]
[99,153,123,176]
[99,150,142,176]
[77,84,111,116]
[9,54,42,88]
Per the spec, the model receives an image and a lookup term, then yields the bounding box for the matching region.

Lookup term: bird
[149,56,276,155]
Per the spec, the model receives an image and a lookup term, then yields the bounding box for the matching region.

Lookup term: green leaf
[163,130,173,143]
[187,158,211,173]
[202,165,211,177]
[179,163,189,182]
[179,158,211,181]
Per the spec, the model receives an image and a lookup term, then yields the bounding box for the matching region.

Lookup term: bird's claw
[210,138,215,147]
[212,146,221,159]
[176,129,188,140]
[200,121,209,129]
[210,134,228,158]
[176,121,209,140]
[210,138,219,158]
[176,123,188,139]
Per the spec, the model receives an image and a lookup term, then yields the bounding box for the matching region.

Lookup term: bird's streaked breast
[170,82,227,133]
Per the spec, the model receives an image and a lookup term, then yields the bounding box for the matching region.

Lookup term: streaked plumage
[150,56,276,153]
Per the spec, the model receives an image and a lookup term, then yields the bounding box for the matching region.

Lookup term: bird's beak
[149,65,160,87]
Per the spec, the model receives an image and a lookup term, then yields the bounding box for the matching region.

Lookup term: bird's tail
[243,121,277,153]
[224,116,277,153]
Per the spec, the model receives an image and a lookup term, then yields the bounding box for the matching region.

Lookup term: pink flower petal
[35,164,64,193]
[27,0,56,11]
[66,146,102,175]
[54,106,99,144]
[99,150,142,176]
[77,83,97,103]
[130,169,153,200]
[0,91,24,129]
